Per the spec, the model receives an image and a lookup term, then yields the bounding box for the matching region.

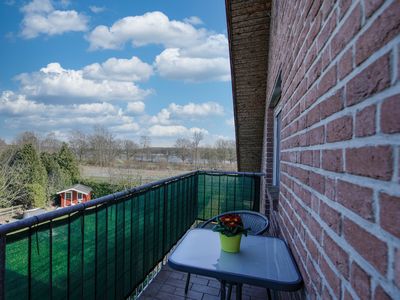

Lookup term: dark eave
[225,0,272,172]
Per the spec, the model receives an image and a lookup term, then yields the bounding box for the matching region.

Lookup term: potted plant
[212,214,249,253]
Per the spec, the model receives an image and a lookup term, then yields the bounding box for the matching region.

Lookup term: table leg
[236,283,242,300]
[220,280,226,300]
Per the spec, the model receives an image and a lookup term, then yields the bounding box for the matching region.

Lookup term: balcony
[0,170,265,300]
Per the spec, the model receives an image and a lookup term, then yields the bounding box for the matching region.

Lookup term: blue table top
[168,229,303,291]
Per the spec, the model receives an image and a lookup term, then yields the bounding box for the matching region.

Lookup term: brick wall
[262,0,400,299]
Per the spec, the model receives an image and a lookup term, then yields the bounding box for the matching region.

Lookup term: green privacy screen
[3,171,261,300]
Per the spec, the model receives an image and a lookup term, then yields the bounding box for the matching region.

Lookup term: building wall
[262,0,400,299]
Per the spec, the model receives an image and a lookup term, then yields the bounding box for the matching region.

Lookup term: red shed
[57,184,92,207]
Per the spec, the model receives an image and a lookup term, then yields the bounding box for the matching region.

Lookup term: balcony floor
[139,264,269,300]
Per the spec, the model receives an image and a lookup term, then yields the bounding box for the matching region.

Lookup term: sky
[0,0,234,146]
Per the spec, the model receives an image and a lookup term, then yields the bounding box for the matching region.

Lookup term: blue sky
[0,0,234,146]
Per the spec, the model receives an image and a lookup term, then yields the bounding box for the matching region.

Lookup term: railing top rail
[0,169,263,236]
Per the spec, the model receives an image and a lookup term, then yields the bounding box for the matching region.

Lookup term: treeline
[0,143,79,208]
[1,127,236,169]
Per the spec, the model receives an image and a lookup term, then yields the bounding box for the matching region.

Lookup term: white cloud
[126,101,145,114]
[89,5,105,13]
[15,62,151,102]
[83,56,153,82]
[149,108,171,125]
[20,0,88,39]
[148,125,208,137]
[168,102,224,118]
[87,11,208,51]
[155,48,230,82]
[86,11,230,82]
[183,16,203,25]
[0,90,140,134]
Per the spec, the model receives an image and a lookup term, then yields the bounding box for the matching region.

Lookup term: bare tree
[69,130,88,162]
[140,136,151,161]
[192,131,204,168]
[15,131,40,151]
[226,140,237,164]
[215,139,229,166]
[122,139,139,162]
[0,150,28,207]
[89,126,117,167]
[41,132,62,153]
[175,138,192,163]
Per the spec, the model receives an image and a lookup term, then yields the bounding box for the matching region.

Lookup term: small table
[168,229,303,300]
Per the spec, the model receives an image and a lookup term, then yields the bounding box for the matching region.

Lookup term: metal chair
[185,210,269,298]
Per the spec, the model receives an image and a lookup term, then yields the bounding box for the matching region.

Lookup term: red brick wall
[262,0,400,299]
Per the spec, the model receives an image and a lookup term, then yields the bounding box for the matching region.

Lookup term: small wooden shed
[57,184,92,207]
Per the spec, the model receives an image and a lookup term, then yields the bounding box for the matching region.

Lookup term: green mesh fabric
[4,172,260,300]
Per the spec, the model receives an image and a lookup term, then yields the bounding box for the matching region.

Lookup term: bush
[79,179,126,199]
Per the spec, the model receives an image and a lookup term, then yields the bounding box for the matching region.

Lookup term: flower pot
[219,233,242,253]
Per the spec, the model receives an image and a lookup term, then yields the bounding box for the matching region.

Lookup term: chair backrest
[201,210,269,235]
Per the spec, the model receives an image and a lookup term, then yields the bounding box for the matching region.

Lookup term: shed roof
[57,184,92,195]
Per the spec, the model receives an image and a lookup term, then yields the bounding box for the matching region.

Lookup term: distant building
[57,184,92,207]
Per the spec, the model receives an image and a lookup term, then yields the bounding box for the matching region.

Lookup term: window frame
[273,107,282,187]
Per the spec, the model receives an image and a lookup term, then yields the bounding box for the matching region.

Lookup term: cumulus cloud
[0,90,140,134]
[155,49,230,82]
[83,56,153,82]
[126,101,145,114]
[148,125,208,137]
[15,62,151,102]
[20,0,88,39]
[86,11,230,82]
[183,16,203,26]
[168,102,224,118]
[89,5,105,13]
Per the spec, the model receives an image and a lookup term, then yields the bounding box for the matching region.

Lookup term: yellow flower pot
[219,233,242,253]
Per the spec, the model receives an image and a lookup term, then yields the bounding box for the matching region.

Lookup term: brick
[309,171,325,194]
[379,192,400,238]
[395,248,400,288]
[365,0,385,18]
[320,201,341,234]
[344,218,388,274]
[326,115,353,142]
[307,215,323,243]
[332,4,361,58]
[351,262,371,300]
[373,285,391,300]
[381,94,400,134]
[312,150,320,167]
[320,256,341,297]
[322,149,344,172]
[339,0,352,20]
[325,177,336,201]
[319,89,344,120]
[322,286,333,300]
[309,125,325,145]
[337,180,374,221]
[346,54,391,106]
[343,289,355,300]
[318,10,336,50]
[338,47,353,80]
[355,104,376,137]
[306,105,320,128]
[317,65,337,97]
[356,1,400,65]
[345,146,393,181]
[323,233,349,278]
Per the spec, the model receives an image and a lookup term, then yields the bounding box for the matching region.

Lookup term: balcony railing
[0,170,263,300]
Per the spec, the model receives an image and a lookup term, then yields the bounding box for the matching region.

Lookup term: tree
[69,130,88,162]
[8,144,47,207]
[89,126,117,167]
[226,140,237,164]
[122,139,139,162]
[175,138,192,163]
[215,139,229,166]
[192,131,204,167]
[140,135,151,161]
[57,143,80,182]
[41,152,71,201]
[15,131,40,151]
[0,149,29,207]
[40,132,61,153]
